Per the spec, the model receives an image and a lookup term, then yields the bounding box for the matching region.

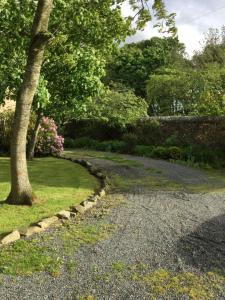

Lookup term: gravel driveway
[1,151,225,300]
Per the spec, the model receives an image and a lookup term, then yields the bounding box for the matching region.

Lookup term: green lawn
[0,157,99,235]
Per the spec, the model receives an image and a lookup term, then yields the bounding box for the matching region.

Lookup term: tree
[6,0,53,205]
[0,0,176,205]
[105,36,184,97]
[193,27,225,68]
[86,83,148,127]
[147,68,188,115]
[146,67,225,116]
[27,76,50,160]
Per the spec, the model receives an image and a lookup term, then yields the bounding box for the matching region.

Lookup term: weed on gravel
[110,173,182,191]
[133,268,225,300]
[0,220,116,276]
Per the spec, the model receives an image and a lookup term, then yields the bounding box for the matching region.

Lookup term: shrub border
[0,154,107,246]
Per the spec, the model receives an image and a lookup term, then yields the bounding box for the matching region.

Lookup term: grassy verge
[0,193,122,276]
[64,149,142,167]
[0,157,99,235]
[0,220,115,276]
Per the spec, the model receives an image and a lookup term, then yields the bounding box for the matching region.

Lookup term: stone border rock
[0,155,107,246]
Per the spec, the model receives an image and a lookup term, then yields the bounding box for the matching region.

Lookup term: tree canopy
[105,36,185,97]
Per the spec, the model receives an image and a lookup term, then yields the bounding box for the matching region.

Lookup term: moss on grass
[134,268,225,300]
[0,238,62,276]
[0,157,99,235]
[0,220,116,276]
[92,262,225,300]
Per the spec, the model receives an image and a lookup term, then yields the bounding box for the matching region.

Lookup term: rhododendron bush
[35,117,64,156]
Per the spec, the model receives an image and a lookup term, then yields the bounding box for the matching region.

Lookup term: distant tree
[87,83,148,127]
[147,68,188,115]
[147,67,225,116]
[106,37,185,97]
[193,27,225,68]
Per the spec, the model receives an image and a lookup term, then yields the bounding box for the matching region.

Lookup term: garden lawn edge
[0,155,107,246]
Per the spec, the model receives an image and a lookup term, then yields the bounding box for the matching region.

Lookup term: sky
[122,0,225,57]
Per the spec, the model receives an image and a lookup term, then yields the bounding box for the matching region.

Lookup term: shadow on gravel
[176,214,225,272]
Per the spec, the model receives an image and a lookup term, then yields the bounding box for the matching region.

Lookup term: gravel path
[1,152,225,299]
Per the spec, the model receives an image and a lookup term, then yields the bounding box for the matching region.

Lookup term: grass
[0,220,115,276]
[110,173,183,191]
[0,157,99,235]
[133,268,225,300]
[0,238,62,276]
[93,261,225,300]
[64,149,142,167]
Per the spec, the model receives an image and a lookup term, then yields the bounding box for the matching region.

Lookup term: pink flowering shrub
[35,117,64,156]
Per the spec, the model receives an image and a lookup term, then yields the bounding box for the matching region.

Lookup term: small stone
[71,205,86,214]
[96,172,105,179]
[86,161,92,168]
[90,195,99,203]
[99,189,106,197]
[81,200,94,210]
[20,226,44,237]
[37,216,59,229]
[76,159,83,164]
[1,230,20,245]
[57,210,71,220]
[70,212,77,218]
[89,166,98,175]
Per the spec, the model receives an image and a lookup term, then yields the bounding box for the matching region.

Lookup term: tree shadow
[0,157,98,189]
[176,214,225,272]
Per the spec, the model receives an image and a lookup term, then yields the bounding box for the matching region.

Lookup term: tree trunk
[6,0,53,205]
[27,113,42,160]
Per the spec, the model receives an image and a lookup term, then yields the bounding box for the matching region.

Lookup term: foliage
[0,157,99,235]
[106,37,185,97]
[0,220,114,276]
[0,239,61,276]
[134,268,225,300]
[0,110,14,153]
[87,86,148,127]
[64,137,125,153]
[193,27,225,68]
[0,0,176,120]
[64,135,225,168]
[35,117,64,156]
[147,68,188,115]
[146,67,225,116]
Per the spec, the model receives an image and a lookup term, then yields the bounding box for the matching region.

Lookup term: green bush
[168,146,182,160]
[0,111,13,153]
[95,140,125,152]
[151,146,170,160]
[71,137,97,149]
[181,146,224,167]
[122,132,138,153]
[64,137,125,153]
[134,145,153,157]
[64,136,225,168]
[64,137,76,148]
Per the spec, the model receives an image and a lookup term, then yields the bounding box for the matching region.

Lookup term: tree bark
[27,112,42,160]
[6,0,53,205]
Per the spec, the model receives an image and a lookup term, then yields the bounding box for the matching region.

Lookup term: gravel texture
[1,153,225,299]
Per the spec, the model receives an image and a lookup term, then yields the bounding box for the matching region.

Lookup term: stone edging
[0,155,107,246]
